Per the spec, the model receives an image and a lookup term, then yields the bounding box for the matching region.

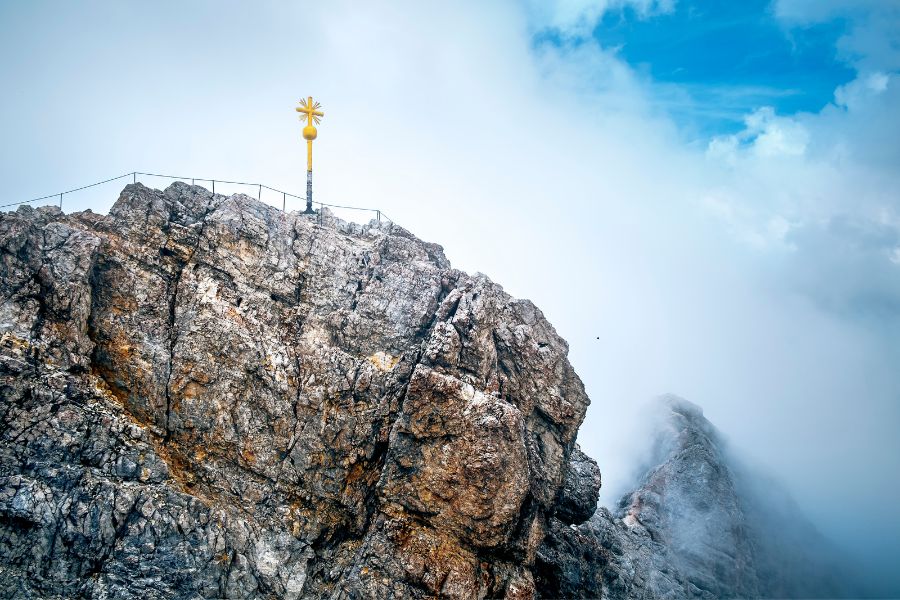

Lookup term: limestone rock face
[0,183,590,599]
[554,445,601,526]
[535,396,855,599]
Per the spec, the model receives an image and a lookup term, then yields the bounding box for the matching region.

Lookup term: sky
[1,0,899,594]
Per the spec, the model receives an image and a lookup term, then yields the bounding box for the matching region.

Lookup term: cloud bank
[1,0,898,593]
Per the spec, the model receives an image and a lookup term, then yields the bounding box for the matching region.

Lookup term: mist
[618,395,868,596]
[1,0,899,593]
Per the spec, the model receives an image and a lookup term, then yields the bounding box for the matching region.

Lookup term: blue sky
[534,0,858,136]
[2,0,900,594]
[590,0,855,131]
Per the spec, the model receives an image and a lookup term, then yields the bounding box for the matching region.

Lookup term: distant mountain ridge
[536,396,857,598]
[0,183,857,598]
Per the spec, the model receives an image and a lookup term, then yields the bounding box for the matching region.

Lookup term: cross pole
[296,96,324,214]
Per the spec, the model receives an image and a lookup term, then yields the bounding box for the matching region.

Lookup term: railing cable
[1,170,397,225]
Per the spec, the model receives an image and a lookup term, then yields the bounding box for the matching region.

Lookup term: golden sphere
[303,125,318,140]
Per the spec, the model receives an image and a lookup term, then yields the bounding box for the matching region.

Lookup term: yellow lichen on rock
[367,351,399,372]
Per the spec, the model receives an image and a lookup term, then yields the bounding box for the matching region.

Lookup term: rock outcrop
[535,396,856,599]
[1,183,856,599]
[0,183,594,599]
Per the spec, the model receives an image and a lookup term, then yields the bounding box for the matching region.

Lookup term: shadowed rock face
[535,397,857,600]
[0,183,592,599]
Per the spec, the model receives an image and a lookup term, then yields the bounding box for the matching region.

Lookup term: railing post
[133,172,136,183]
[376,210,381,223]
[259,184,262,201]
[212,180,215,195]
[283,192,286,212]
[59,193,63,208]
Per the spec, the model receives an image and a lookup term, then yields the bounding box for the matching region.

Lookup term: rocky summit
[0,183,851,599]
[0,183,596,599]
[535,397,855,599]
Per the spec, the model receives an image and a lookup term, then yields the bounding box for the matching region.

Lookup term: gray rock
[535,395,858,599]
[2,184,852,599]
[0,183,591,599]
[554,444,601,526]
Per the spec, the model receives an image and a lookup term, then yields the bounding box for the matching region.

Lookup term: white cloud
[891,247,900,265]
[746,107,810,157]
[775,0,900,72]
[707,106,809,162]
[1,0,899,590]
[526,0,676,38]
[834,71,891,109]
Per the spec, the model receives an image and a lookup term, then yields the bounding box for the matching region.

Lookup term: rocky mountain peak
[0,183,592,599]
[1,183,855,599]
[616,395,760,598]
[536,395,857,599]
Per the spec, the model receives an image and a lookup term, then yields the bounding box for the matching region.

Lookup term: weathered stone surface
[4,185,854,600]
[0,183,590,599]
[536,506,705,600]
[535,396,857,600]
[554,444,601,526]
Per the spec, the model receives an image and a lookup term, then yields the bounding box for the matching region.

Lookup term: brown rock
[0,183,591,599]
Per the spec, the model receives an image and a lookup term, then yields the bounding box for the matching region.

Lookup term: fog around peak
[1,0,898,593]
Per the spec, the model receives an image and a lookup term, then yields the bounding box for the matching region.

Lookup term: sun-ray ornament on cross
[296,96,324,213]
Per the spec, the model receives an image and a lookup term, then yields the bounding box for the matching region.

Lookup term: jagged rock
[535,396,856,599]
[535,506,704,600]
[2,184,854,600]
[554,444,601,526]
[0,183,591,599]
[617,397,760,598]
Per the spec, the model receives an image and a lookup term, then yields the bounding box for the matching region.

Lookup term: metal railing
[0,171,396,224]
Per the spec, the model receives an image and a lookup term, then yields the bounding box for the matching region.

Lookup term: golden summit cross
[296,96,324,213]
